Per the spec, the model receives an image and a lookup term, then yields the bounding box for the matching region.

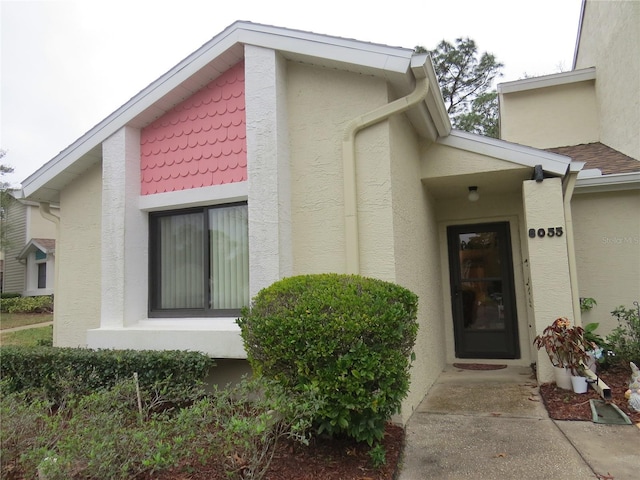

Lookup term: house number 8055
[529,227,563,238]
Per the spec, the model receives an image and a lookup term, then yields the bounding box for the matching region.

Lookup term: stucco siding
[575,0,639,159]
[55,163,102,347]
[27,204,57,239]
[572,189,640,334]
[389,116,445,423]
[500,81,599,149]
[522,178,575,382]
[287,63,390,275]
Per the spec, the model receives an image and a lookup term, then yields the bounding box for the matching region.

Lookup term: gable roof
[547,143,640,175]
[439,130,572,176]
[17,238,56,260]
[21,21,450,204]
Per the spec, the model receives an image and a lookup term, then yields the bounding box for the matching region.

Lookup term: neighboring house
[18,0,638,422]
[498,0,640,338]
[0,192,57,296]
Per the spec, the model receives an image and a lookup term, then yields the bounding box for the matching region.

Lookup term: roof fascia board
[22,28,245,197]
[22,21,417,197]
[422,56,451,136]
[17,239,55,260]
[575,172,640,193]
[437,130,571,176]
[497,67,596,95]
[237,25,412,74]
[572,0,587,69]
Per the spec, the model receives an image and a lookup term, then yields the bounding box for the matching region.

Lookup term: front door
[447,222,519,359]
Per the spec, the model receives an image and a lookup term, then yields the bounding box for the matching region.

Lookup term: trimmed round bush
[237,273,418,445]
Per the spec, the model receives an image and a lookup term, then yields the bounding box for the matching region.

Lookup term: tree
[416,38,503,138]
[1,149,16,250]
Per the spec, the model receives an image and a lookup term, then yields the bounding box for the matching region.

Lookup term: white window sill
[87,318,246,358]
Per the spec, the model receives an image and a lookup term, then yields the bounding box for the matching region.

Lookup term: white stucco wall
[575,0,640,159]
[572,188,640,335]
[499,80,599,149]
[88,50,293,359]
[245,46,293,296]
[55,162,102,347]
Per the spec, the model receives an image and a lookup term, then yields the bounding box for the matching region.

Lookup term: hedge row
[1,292,22,299]
[0,295,53,313]
[0,346,214,401]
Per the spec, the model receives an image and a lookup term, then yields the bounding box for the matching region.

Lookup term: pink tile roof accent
[140,62,247,195]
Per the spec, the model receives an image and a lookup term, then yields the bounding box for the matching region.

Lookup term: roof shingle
[547,143,640,175]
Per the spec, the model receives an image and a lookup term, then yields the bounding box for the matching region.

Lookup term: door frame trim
[446,221,520,359]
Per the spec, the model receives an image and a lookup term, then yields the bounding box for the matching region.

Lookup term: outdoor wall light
[468,186,479,202]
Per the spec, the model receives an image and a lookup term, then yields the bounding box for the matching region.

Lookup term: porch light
[468,186,479,202]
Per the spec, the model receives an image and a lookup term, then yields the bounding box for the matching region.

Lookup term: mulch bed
[151,423,404,480]
[11,365,636,479]
[538,363,640,424]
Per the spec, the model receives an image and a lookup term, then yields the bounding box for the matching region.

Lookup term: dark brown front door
[447,222,519,359]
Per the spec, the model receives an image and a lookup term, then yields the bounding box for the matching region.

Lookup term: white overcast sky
[1,0,583,187]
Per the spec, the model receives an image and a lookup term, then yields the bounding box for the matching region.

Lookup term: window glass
[150,203,248,316]
[209,205,249,310]
[158,212,205,309]
[37,263,47,289]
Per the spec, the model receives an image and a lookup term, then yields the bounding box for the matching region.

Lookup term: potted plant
[534,317,591,391]
[583,322,606,372]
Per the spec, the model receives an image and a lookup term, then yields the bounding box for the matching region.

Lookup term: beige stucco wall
[433,190,533,366]
[575,0,640,159]
[287,62,395,278]
[27,204,57,239]
[572,189,640,335]
[389,116,446,422]
[522,178,575,383]
[286,62,448,421]
[55,162,102,347]
[499,80,599,149]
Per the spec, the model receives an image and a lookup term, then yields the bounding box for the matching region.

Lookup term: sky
[0,0,584,188]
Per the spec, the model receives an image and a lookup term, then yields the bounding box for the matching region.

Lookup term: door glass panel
[458,232,505,331]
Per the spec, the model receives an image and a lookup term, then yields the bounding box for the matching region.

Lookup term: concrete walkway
[399,366,639,480]
[1,321,53,333]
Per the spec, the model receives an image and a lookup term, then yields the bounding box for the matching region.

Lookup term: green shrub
[0,346,214,403]
[237,273,418,445]
[0,295,53,313]
[0,384,56,478]
[0,292,22,299]
[2,376,320,480]
[13,378,203,480]
[210,376,323,479]
[606,304,640,365]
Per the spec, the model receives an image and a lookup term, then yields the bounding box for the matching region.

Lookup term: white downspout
[39,202,60,225]
[562,169,582,324]
[342,59,431,274]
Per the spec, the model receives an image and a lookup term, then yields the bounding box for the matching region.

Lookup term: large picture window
[149,203,249,317]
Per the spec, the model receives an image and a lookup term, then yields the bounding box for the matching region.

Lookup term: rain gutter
[342,56,431,274]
